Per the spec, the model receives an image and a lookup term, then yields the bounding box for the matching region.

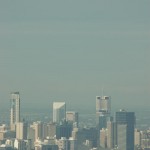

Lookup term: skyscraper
[115,109,135,150]
[107,121,117,149]
[96,96,112,130]
[16,122,28,140]
[10,92,20,131]
[53,102,66,124]
[66,111,79,127]
[100,128,107,148]
[96,96,111,115]
[56,121,73,139]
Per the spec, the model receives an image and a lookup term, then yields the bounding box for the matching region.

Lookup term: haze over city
[0,1,150,150]
[0,1,149,112]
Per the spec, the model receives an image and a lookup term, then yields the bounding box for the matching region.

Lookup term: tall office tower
[56,121,73,139]
[53,102,66,124]
[96,96,112,131]
[66,111,79,127]
[96,96,111,115]
[10,92,20,131]
[47,123,56,138]
[33,121,43,140]
[107,121,117,149]
[16,122,28,140]
[42,122,49,139]
[115,109,135,150]
[100,128,107,148]
[27,125,35,149]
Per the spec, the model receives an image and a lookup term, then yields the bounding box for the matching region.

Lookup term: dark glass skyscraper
[56,121,73,139]
[115,109,135,150]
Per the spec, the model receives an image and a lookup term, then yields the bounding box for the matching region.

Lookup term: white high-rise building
[16,122,28,140]
[107,121,117,149]
[96,96,111,114]
[10,92,20,131]
[32,121,43,140]
[100,128,107,148]
[96,96,111,128]
[53,102,66,123]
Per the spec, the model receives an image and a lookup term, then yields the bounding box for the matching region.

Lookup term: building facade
[53,102,66,124]
[115,109,135,150]
[96,96,111,128]
[10,92,20,131]
[96,96,111,114]
[16,122,28,140]
[66,111,79,127]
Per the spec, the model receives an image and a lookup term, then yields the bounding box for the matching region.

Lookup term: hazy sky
[0,1,150,112]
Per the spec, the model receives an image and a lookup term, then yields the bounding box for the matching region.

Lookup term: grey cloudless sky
[0,0,150,112]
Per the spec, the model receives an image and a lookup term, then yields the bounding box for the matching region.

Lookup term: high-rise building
[97,115,113,130]
[96,96,112,131]
[117,124,127,150]
[53,102,66,124]
[96,96,111,115]
[107,121,117,149]
[33,121,43,140]
[71,128,78,140]
[100,128,107,148]
[66,111,79,127]
[27,125,35,149]
[56,121,72,139]
[16,122,28,140]
[115,109,135,150]
[47,123,56,138]
[10,92,20,131]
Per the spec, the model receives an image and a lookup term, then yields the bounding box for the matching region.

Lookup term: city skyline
[0,1,149,149]
[0,90,149,150]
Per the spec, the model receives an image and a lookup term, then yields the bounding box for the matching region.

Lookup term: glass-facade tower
[115,110,135,150]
